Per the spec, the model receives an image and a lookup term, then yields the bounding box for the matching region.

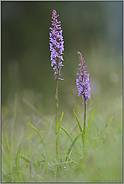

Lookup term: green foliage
[65,132,82,161]
[1,90,122,183]
[15,143,22,172]
[85,110,94,143]
[56,112,64,160]
[73,109,83,144]
[29,123,47,154]
[60,126,73,143]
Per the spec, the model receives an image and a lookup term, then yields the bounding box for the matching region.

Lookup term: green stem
[83,100,87,147]
[55,75,58,133]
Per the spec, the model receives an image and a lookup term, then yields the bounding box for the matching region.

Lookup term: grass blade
[5,132,12,171]
[60,126,73,143]
[56,112,64,160]
[73,109,83,144]
[65,132,82,161]
[73,109,83,132]
[58,112,64,132]
[85,110,94,143]
[29,123,47,154]
[60,126,77,150]
[43,151,49,174]
[15,142,22,172]
[11,94,17,153]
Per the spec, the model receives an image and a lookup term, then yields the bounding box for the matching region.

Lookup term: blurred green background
[1,2,123,182]
[2,1,122,118]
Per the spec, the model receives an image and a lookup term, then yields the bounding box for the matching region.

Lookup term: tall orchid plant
[49,9,64,133]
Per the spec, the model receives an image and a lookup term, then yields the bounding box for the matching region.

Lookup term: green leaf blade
[73,109,83,144]
[85,110,94,143]
[65,132,82,161]
[29,123,47,154]
[73,109,83,132]
[15,142,22,172]
[60,126,73,143]
[56,112,64,160]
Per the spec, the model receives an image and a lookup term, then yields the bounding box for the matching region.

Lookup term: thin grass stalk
[55,75,58,133]
[11,94,17,153]
[85,110,94,143]
[56,112,64,160]
[83,101,87,147]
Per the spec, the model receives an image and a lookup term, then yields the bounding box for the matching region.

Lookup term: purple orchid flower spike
[49,9,64,80]
[76,52,91,104]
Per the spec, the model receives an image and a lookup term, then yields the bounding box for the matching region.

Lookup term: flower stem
[83,100,87,147]
[55,75,58,133]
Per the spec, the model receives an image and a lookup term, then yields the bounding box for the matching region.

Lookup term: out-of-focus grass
[1,92,122,182]
[1,49,122,182]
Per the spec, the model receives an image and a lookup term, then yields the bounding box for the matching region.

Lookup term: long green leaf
[29,123,47,154]
[85,110,94,143]
[73,109,83,144]
[43,151,49,173]
[60,126,73,143]
[11,94,17,153]
[5,132,10,152]
[65,132,82,161]
[56,112,64,159]
[73,109,83,132]
[5,132,12,171]
[15,142,22,171]
[58,112,64,132]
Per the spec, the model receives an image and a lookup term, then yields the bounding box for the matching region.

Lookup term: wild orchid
[49,9,64,133]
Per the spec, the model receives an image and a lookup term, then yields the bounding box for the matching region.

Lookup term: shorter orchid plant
[76,52,91,147]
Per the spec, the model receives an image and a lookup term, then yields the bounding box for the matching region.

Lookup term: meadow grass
[1,93,122,182]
